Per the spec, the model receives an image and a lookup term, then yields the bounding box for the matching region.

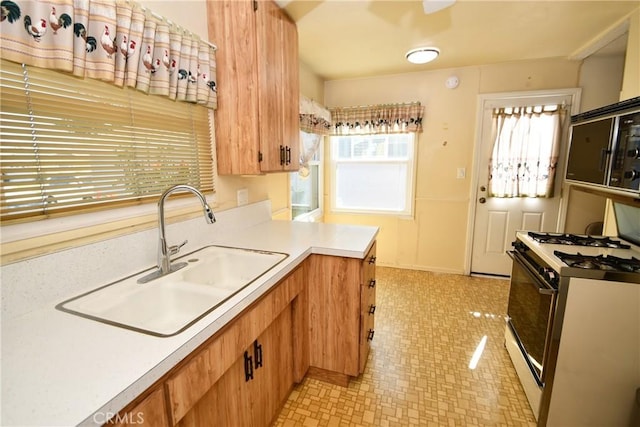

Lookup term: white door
[470,91,578,276]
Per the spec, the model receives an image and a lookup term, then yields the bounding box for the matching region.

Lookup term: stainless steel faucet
[138,184,216,284]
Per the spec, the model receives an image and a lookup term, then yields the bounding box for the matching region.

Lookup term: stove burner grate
[529,232,631,249]
[554,251,640,273]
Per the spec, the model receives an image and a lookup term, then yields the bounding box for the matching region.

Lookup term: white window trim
[329,134,418,218]
[291,135,324,222]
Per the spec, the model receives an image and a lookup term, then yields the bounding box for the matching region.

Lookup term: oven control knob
[624,170,639,181]
[539,268,558,285]
[627,148,640,159]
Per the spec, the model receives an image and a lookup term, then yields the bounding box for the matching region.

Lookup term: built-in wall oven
[505,213,640,426]
[566,97,640,193]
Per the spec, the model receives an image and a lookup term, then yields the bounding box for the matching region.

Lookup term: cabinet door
[279,9,300,172]
[109,387,169,427]
[256,0,300,172]
[206,0,261,175]
[177,306,294,427]
[256,0,286,172]
[308,254,361,377]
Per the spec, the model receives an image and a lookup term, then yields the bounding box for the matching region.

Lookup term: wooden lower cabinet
[176,307,294,426]
[109,387,169,427]
[308,242,377,382]
[106,241,378,426]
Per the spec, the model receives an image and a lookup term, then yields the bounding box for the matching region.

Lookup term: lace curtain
[0,0,217,109]
[330,102,424,135]
[488,105,566,198]
[298,95,330,176]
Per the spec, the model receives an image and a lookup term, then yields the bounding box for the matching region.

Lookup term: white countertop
[1,219,378,426]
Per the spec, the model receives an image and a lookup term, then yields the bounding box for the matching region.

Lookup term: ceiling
[279,0,637,81]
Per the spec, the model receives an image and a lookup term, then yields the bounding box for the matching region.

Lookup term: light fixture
[406,47,440,64]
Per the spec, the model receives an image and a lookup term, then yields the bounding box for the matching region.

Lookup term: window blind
[0,59,214,222]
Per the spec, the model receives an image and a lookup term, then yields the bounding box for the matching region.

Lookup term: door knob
[479,197,486,204]
[480,186,486,192]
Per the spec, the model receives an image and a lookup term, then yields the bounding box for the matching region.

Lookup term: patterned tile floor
[275,267,537,426]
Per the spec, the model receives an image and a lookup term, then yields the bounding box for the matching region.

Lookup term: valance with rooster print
[330,102,424,135]
[0,0,217,109]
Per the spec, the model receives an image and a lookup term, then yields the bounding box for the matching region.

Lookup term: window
[330,133,416,215]
[0,60,214,223]
[489,105,564,198]
[291,131,323,221]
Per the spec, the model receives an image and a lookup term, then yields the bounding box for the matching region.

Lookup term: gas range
[516,231,640,284]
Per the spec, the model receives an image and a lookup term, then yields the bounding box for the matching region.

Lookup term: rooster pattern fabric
[0,0,217,109]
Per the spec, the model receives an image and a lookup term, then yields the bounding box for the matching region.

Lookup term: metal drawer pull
[368,256,376,264]
[285,146,291,165]
[367,329,375,341]
[369,304,376,315]
[279,145,285,165]
[253,340,263,369]
[244,350,253,382]
[368,279,376,288]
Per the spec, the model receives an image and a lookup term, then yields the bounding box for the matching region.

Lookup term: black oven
[507,242,558,386]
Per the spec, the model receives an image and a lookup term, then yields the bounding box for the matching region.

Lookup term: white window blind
[0,59,214,222]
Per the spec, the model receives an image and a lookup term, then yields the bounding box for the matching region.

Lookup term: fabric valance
[299,95,332,135]
[329,102,424,135]
[0,0,217,109]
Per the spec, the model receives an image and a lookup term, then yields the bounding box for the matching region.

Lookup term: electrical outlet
[456,167,466,179]
[237,188,249,206]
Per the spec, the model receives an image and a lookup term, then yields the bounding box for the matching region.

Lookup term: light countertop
[1,219,378,426]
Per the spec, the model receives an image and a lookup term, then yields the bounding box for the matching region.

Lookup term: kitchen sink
[56,245,288,337]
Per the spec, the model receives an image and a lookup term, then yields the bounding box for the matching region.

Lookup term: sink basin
[56,245,288,337]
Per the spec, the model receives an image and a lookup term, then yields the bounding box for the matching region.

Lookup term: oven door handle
[508,250,558,295]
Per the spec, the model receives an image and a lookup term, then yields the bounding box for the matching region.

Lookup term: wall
[621,8,640,101]
[323,58,582,273]
[578,55,626,112]
[299,60,325,103]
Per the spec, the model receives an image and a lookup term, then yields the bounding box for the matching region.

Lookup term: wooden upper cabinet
[207,0,300,175]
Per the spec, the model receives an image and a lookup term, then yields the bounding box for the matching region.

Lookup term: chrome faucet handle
[169,239,188,256]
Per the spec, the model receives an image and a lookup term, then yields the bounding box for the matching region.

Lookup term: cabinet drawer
[165,265,303,424]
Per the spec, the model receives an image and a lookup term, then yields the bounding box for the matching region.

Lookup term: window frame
[290,132,324,222]
[329,133,417,217]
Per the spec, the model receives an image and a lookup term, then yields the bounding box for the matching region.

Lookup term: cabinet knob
[369,304,376,315]
[367,329,375,341]
[624,170,639,181]
[368,279,376,288]
[368,256,376,265]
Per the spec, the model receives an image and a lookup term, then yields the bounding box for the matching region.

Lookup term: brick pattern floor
[275,267,536,426]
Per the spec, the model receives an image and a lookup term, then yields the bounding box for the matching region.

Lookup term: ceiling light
[406,47,440,64]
